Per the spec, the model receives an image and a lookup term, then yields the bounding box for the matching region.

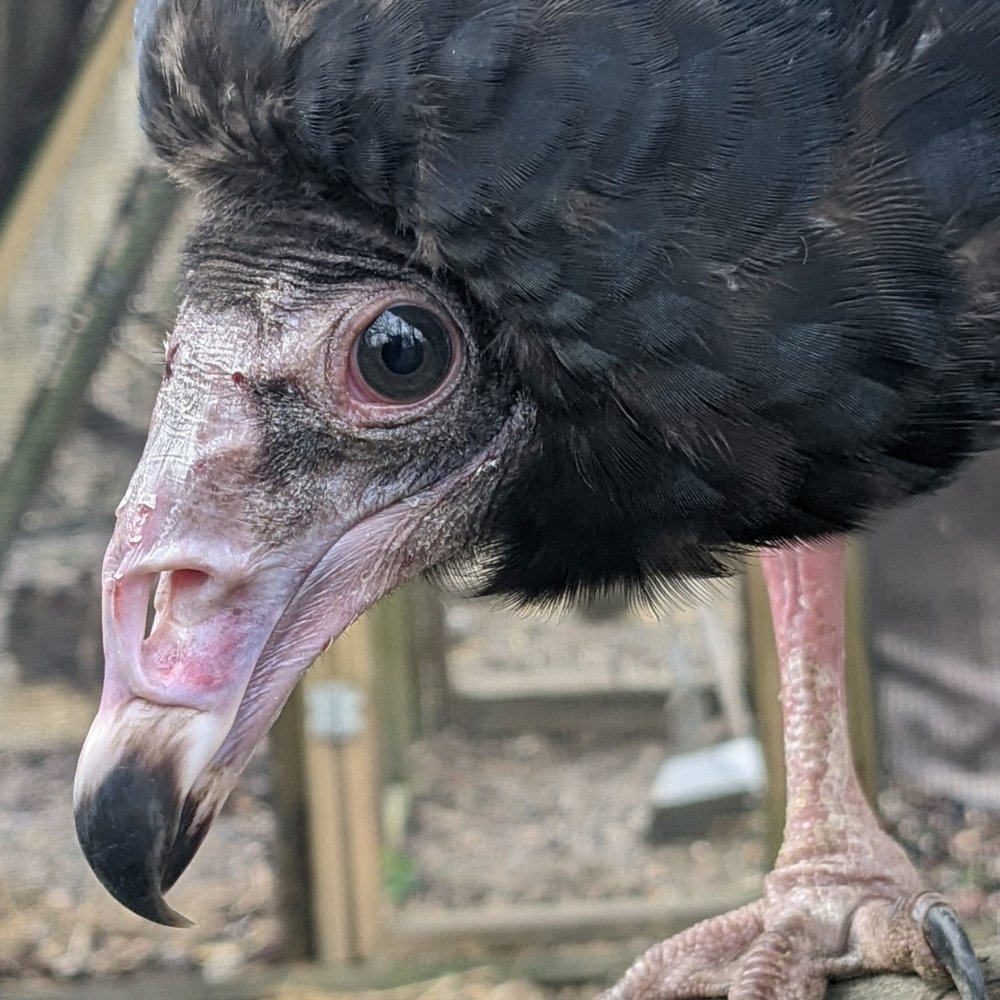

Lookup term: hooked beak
[72,474,431,926]
[72,302,520,925]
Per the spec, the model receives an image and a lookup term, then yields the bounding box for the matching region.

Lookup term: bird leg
[598,540,985,1000]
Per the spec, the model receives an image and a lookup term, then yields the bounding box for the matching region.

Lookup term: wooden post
[269,590,434,960]
[269,686,317,962]
[844,544,879,807]
[0,0,135,298]
[302,619,384,963]
[370,587,422,787]
[744,559,786,861]
[411,584,449,733]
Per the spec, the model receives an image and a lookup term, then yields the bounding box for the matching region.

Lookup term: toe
[597,901,764,1000]
[730,916,827,1000]
[838,893,986,1000]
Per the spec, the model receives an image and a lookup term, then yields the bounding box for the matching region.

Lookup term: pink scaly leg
[599,540,985,1000]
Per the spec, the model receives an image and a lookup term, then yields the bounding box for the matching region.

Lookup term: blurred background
[1,4,999,998]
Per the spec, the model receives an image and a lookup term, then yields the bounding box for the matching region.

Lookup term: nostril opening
[143,570,212,640]
[171,568,211,594]
[144,573,161,641]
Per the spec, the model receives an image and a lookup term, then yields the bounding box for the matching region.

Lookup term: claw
[922,904,986,1000]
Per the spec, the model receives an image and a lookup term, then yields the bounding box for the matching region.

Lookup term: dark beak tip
[108,878,195,930]
[73,755,200,929]
[152,901,197,929]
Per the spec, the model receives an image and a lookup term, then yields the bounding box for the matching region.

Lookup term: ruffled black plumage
[136,0,1000,603]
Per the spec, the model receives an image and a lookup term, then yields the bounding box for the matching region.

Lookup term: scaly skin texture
[598,542,953,1000]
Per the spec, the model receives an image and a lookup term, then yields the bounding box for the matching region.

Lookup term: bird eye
[352,306,455,403]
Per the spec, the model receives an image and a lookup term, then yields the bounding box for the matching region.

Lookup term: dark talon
[923,904,986,1000]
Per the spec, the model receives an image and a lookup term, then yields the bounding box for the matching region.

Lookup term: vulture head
[74,0,990,925]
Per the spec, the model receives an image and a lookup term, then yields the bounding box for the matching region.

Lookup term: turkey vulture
[74,1,1000,997]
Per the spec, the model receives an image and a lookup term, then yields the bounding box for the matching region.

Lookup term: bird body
[75,2,1000,997]
[139,0,1000,600]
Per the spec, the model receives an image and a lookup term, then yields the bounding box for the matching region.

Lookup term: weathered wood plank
[0,1,92,200]
[0,0,134,298]
[370,587,422,786]
[270,685,318,961]
[409,584,449,734]
[339,626,384,959]
[271,588,440,961]
[386,892,757,952]
[304,684,358,961]
[303,619,384,963]
[447,687,677,740]
[0,0,151,475]
[5,945,998,998]
[744,560,785,860]
[844,543,879,808]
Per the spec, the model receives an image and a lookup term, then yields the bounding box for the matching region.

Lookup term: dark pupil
[380,328,424,376]
[357,306,452,402]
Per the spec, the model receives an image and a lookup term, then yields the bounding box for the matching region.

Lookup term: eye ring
[349,303,459,405]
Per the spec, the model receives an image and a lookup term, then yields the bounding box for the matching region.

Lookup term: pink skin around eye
[337,295,465,420]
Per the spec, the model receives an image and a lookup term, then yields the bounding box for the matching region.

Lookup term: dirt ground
[1,578,999,997]
[0,709,760,987]
[274,968,597,1000]
[397,731,763,913]
[0,738,283,984]
[2,666,1000,994]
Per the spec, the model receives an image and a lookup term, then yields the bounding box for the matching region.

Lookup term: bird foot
[598,869,985,1000]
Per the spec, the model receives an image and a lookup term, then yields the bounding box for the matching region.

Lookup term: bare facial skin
[74,282,529,923]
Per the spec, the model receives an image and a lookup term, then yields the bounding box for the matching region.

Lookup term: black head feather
[137,0,1000,604]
